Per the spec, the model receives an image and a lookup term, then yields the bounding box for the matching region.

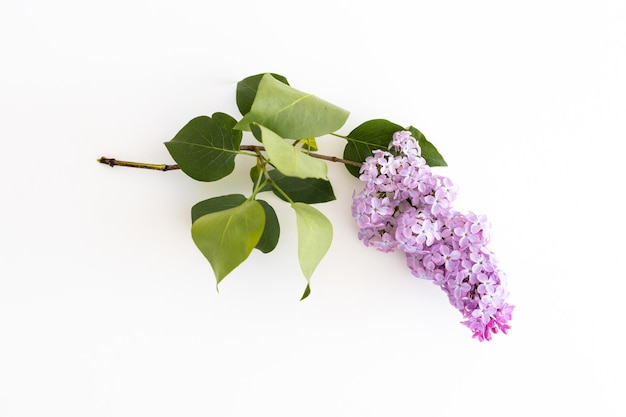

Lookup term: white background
[1,1,625,415]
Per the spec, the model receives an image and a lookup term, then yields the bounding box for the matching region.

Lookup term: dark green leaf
[191,194,247,223]
[255,200,280,253]
[235,74,349,140]
[164,113,242,182]
[268,169,336,204]
[407,126,447,167]
[342,119,404,177]
[236,73,289,116]
[300,284,311,301]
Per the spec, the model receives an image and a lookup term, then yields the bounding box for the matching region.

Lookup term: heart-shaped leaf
[251,124,328,180]
[192,194,278,253]
[235,73,349,139]
[292,203,333,300]
[191,200,265,284]
[164,112,242,182]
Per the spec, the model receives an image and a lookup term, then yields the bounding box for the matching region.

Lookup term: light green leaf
[292,203,333,300]
[300,137,318,151]
[191,200,265,284]
[251,124,328,180]
[191,194,276,253]
[235,73,349,139]
[236,73,290,116]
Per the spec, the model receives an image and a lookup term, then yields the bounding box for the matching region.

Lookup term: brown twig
[98,146,362,171]
[97,157,180,171]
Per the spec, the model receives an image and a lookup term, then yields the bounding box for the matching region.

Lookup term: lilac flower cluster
[352,131,513,341]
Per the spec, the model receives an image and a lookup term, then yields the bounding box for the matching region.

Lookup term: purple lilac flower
[351,130,514,341]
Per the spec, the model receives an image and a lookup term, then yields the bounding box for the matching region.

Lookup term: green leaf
[255,200,280,253]
[191,200,265,284]
[212,111,240,131]
[300,284,311,301]
[164,113,242,182]
[407,126,447,167]
[191,194,247,223]
[342,119,404,177]
[235,73,349,139]
[192,194,278,253]
[292,203,333,300]
[236,73,289,116]
[300,137,318,151]
[251,124,328,180]
[249,164,335,203]
[267,169,336,204]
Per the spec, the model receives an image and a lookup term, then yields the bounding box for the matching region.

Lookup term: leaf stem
[266,177,295,205]
[250,160,269,199]
[330,132,350,140]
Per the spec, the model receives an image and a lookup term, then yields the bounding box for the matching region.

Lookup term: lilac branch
[98,146,362,171]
